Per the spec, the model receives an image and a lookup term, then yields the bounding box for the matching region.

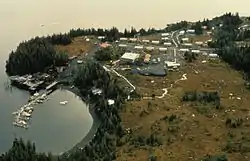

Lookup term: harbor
[12,81,58,129]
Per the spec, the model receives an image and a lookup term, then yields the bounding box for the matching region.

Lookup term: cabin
[183,43,192,47]
[120,52,140,63]
[195,41,203,45]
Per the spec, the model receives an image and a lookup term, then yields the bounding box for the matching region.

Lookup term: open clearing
[116,56,250,161]
[54,37,93,57]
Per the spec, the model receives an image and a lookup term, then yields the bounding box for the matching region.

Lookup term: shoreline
[59,85,101,155]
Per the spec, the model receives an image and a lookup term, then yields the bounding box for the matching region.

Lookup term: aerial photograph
[1,0,250,161]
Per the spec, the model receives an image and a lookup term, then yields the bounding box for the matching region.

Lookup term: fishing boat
[60,101,68,105]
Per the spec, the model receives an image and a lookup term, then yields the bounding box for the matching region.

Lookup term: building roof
[121,52,140,61]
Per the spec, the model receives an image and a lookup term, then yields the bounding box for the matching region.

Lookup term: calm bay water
[0,0,250,154]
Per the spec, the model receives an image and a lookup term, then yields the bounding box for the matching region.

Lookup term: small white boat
[60,101,68,105]
[12,112,18,115]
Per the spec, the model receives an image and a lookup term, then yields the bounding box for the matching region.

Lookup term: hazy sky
[1,0,250,41]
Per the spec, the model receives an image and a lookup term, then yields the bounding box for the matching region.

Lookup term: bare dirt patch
[116,56,250,161]
[54,37,93,57]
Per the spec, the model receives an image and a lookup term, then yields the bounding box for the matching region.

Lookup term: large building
[120,52,140,63]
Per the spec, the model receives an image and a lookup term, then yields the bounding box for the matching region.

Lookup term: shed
[183,43,192,46]
[121,52,140,62]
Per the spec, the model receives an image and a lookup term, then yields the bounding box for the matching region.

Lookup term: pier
[12,81,59,129]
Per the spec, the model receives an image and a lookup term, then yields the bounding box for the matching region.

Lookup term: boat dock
[12,81,59,129]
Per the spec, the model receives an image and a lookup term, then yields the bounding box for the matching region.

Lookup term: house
[120,52,140,62]
[161,33,170,37]
[142,39,150,43]
[165,61,180,69]
[195,41,203,45]
[179,30,185,35]
[129,38,137,42]
[99,43,111,48]
[179,48,189,52]
[144,54,151,63]
[97,36,105,40]
[120,37,128,41]
[186,29,195,33]
[161,37,169,40]
[181,37,189,42]
[208,53,218,58]
[191,50,201,53]
[118,44,127,48]
[183,43,192,47]
[159,47,167,51]
[145,46,155,51]
[151,40,160,44]
[134,46,143,49]
[163,42,172,46]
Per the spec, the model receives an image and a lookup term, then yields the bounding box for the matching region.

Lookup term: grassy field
[54,37,94,57]
[115,56,250,161]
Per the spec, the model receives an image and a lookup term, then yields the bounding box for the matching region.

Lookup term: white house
[183,43,192,47]
[179,48,189,52]
[120,37,128,41]
[151,40,160,44]
[121,52,140,62]
[145,46,155,51]
[159,47,167,51]
[163,42,172,46]
[97,36,105,40]
[161,33,170,37]
[186,29,195,33]
[165,61,181,68]
[118,44,127,48]
[208,53,218,58]
[195,41,203,45]
[191,50,201,53]
[179,30,185,35]
[129,38,137,42]
[134,46,143,49]
[142,39,150,43]
[161,37,169,40]
[181,37,189,42]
